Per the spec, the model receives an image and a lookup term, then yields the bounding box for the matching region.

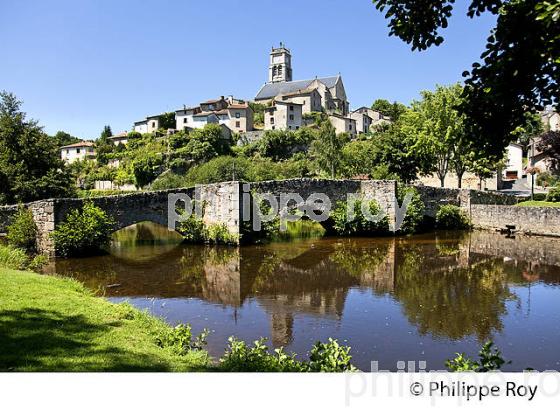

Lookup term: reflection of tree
[394,244,515,341]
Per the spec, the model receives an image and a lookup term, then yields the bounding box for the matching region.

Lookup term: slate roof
[255,76,339,100]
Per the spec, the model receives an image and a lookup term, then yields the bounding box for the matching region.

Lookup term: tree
[96,125,114,166]
[52,130,80,148]
[371,99,407,121]
[402,84,469,187]
[371,0,560,157]
[537,131,560,174]
[0,91,74,204]
[311,120,349,178]
[158,112,176,130]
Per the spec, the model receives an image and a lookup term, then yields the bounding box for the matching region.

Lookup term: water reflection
[44,224,560,371]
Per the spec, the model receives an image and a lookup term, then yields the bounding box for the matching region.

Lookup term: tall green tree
[311,120,349,178]
[52,130,80,147]
[0,91,74,204]
[402,84,469,187]
[371,0,560,157]
[96,125,114,166]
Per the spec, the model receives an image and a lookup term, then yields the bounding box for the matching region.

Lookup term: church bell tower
[268,43,292,83]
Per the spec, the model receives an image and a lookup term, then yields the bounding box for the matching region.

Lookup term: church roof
[255,76,340,100]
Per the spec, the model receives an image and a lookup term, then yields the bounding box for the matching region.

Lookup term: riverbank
[0,268,210,371]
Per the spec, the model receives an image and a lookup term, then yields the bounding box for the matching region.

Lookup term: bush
[436,205,471,230]
[397,186,425,234]
[206,223,238,245]
[546,184,560,202]
[446,341,509,372]
[51,202,115,257]
[6,206,37,251]
[178,213,207,243]
[331,199,389,236]
[219,337,356,372]
[155,324,209,356]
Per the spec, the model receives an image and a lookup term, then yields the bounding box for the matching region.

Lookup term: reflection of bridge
[44,231,560,346]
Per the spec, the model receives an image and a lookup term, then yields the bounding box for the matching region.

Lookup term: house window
[289,115,294,121]
[235,113,240,119]
[270,118,275,124]
[289,105,294,111]
[272,126,275,130]
[152,121,156,128]
[349,124,353,130]
[77,149,81,154]
[66,150,69,154]
[296,126,300,130]
[236,121,240,128]
[289,126,292,130]
[183,118,187,123]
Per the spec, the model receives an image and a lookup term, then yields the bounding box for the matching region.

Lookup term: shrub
[397,186,425,234]
[155,324,209,356]
[436,205,471,230]
[51,202,115,257]
[178,213,207,243]
[219,337,356,372]
[6,206,37,251]
[446,341,509,372]
[206,223,238,245]
[307,338,357,372]
[546,184,560,203]
[331,198,389,236]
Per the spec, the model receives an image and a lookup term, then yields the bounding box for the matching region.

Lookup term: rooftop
[255,76,340,101]
[60,141,95,149]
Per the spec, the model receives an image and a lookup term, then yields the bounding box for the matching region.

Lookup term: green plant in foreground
[51,202,115,257]
[436,205,471,230]
[446,341,509,372]
[219,337,357,372]
[6,206,37,251]
[155,324,209,356]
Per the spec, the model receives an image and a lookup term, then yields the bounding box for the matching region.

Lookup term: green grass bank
[0,268,209,371]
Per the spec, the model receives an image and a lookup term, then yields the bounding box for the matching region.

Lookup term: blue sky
[0,0,496,139]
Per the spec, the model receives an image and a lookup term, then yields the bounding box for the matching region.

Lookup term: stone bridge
[0,179,398,256]
[0,178,518,257]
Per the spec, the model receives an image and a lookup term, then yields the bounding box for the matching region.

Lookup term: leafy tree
[511,112,544,150]
[257,128,315,161]
[311,120,349,178]
[402,84,469,187]
[158,112,176,130]
[371,0,560,157]
[249,102,266,127]
[371,99,407,121]
[52,130,80,148]
[0,91,75,204]
[132,152,163,188]
[537,131,560,174]
[96,125,114,166]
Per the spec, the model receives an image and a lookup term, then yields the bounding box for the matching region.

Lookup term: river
[44,222,560,371]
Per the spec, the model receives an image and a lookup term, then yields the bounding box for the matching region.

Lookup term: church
[254,44,350,116]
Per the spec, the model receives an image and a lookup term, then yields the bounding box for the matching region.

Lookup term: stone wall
[470,205,560,237]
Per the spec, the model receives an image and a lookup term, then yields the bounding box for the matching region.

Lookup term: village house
[503,142,524,180]
[328,113,357,136]
[350,107,391,132]
[60,141,96,164]
[109,132,129,146]
[527,110,560,174]
[175,96,253,133]
[265,100,303,131]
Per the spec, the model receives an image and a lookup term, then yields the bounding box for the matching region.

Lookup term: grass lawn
[516,201,560,208]
[0,268,210,371]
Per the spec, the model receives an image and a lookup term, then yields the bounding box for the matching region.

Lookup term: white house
[109,132,129,146]
[329,113,357,136]
[264,100,303,131]
[133,120,148,134]
[503,143,524,180]
[60,141,96,164]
